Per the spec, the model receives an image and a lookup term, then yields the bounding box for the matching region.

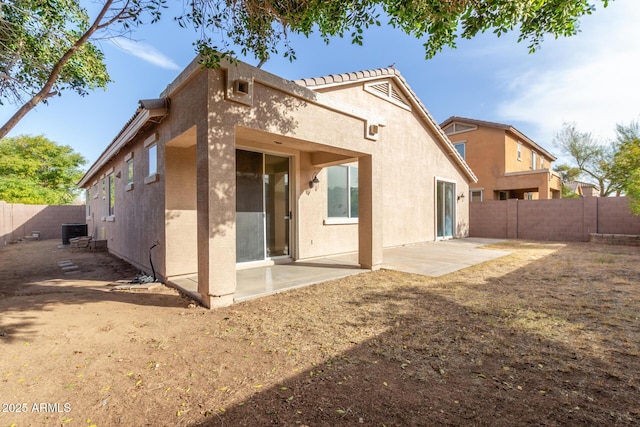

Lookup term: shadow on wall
[0,201,85,245]
[201,79,305,239]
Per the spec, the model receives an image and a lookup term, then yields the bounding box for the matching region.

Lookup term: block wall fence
[470,197,640,242]
[0,201,86,245]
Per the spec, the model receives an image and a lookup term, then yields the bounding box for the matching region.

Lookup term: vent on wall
[364,81,411,110]
[443,122,478,135]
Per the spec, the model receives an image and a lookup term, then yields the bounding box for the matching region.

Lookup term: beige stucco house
[78,58,476,308]
[440,117,561,201]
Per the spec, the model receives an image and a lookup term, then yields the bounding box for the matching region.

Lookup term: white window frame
[85,188,91,219]
[107,173,115,220]
[531,151,537,169]
[125,152,134,191]
[470,189,483,202]
[144,133,159,185]
[517,143,522,161]
[453,141,466,160]
[325,164,359,225]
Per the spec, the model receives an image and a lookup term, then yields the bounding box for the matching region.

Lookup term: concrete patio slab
[168,238,510,305]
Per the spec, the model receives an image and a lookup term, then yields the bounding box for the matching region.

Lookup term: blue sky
[1,0,638,168]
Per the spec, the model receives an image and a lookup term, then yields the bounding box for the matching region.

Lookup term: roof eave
[78,100,168,187]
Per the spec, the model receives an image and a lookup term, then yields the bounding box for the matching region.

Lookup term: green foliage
[0,0,166,138]
[177,0,610,65]
[0,0,110,105]
[561,184,580,199]
[0,134,86,204]
[554,163,582,182]
[553,122,619,197]
[611,121,640,214]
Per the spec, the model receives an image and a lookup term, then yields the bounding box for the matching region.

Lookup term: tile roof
[440,116,557,161]
[294,68,401,87]
[295,68,477,183]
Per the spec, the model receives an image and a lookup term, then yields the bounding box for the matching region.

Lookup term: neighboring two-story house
[440,116,562,201]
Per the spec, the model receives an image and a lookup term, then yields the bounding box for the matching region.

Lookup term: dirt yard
[0,239,638,427]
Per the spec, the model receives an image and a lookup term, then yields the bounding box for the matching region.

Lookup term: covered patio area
[169,238,509,304]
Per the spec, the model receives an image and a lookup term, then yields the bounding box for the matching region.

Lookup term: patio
[169,238,509,303]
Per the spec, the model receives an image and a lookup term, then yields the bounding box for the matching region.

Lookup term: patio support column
[196,123,237,308]
[358,155,383,270]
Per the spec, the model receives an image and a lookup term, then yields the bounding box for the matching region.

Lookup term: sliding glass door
[436,180,455,239]
[236,149,290,263]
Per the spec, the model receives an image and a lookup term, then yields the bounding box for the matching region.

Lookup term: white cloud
[496,0,640,145]
[110,37,181,71]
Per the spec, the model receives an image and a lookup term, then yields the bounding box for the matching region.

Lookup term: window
[125,152,134,185]
[107,173,115,217]
[101,178,106,219]
[526,192,534,200]
[454,142,466,160]
[470,190,483,202]
[327,165,358,218]
[531,151,537,169]
[148,144,157,176]
[517,143,522,161]
[126,157,134,191]
[540,158,545,169]
[85,189,91,217]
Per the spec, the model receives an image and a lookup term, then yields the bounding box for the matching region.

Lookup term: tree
[554,163,582,198]
[0,134,86,204]
[1,0,611,136]
[179,0,612,67]
[610,121,640,214]
[553,122,620,197]
[0,0,164,139]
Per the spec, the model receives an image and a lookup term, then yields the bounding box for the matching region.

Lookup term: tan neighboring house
[78,58,476,308]
[565,181,600,197]
[440,117,562,201]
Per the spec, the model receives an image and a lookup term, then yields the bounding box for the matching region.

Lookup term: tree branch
[0,0,115,139]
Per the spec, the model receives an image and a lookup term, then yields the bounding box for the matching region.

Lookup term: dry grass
[1,240,639,426]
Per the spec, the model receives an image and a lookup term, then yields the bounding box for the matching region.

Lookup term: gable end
[443,122,478,136]
[364,81,411,111]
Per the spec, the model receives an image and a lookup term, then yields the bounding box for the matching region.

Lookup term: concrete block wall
[468,200,508,239]
[0,201,86,245]
[470,197,640,242]
[597,197,640,234]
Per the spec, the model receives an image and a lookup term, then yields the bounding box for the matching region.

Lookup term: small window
[531,151,536,169]
[125,159,134,191]
[108,174,115,217]
[327,165,358,218]
[454,142,466,160]
[85,189,91,217]
[540,158,544,169]
[517,143,522,161]
[526,192,534,200]
[470,190,483,202]
[148,144,157,176]
[101,178,107,218]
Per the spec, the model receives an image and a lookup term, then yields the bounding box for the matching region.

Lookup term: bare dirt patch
[1,239,639,426]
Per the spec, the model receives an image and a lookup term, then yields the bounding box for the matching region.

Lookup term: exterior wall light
[457,192,465,201]
[309,174,320,189]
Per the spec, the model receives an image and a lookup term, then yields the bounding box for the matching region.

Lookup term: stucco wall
[81,62,474,287]
[0,201,85,245]
[470,197,640,241]
[317,81,471,247]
